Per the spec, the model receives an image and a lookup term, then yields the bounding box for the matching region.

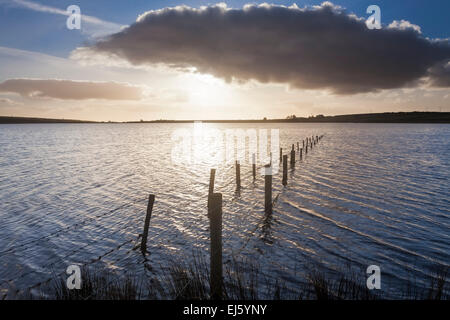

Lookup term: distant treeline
[278,112,450,123]
[0,116,95,124]
[1,112,449,124]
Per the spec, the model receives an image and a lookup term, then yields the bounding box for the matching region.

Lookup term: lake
[0,122,449,298]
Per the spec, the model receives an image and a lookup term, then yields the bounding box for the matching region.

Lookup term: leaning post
[141,194,155,255]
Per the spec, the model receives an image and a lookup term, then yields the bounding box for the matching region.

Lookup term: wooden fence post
[208,169,216,209]
[290,145,295,168]
[264,165,272,214]
[282,155,288,186]
[280,147,283,162]
[209,193,223,300]
[235,160,241,189]
[252,153,256,180]
[141,194,155,255]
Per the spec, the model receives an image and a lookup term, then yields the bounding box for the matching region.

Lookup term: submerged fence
[140,134,325,299]
[2,134,324,299]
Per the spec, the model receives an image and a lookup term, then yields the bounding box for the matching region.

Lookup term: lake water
[0,123,449,298]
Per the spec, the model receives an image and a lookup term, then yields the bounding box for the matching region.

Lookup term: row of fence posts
[139,134,324,299]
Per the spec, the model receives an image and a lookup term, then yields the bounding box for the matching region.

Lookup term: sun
[183,73,231,107]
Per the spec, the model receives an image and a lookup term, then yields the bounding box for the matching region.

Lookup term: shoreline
[1,112,449,124]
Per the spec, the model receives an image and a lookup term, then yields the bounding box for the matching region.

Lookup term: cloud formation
[0,79,143,100]
[72,2,450,94]
[0,97,20,106]
[427,61,450,87]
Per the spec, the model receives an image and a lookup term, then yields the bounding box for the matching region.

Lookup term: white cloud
[388,20,422,34]
[0,97,21,106]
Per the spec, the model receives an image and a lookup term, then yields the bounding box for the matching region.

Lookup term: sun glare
[183,74,231,107]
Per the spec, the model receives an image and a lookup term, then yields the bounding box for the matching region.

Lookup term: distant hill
[285,112,450,123]
[1,112,449,124]
[0,116,95,124]
[129,112,450,123]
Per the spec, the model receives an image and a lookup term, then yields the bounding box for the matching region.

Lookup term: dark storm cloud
[427,60,450,87]
[74,2,450,94]
[0,79,143,100]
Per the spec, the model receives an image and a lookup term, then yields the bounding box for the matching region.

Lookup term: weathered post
[300,148,303,160]
[141,194,155,255]
[282,155,288,186]
[209,192,223,300]
[290,145,295,168]
[235,160,241,189]
[280,147,283,162]
[252,153,256,180]
[264,165,272,214]
[208,169,216,208]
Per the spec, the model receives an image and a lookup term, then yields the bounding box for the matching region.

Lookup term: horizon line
[1,111,449,124]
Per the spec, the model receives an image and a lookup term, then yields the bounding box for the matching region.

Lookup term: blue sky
[1,0,448,57]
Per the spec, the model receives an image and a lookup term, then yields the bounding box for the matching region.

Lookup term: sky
[0,0,449,121]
